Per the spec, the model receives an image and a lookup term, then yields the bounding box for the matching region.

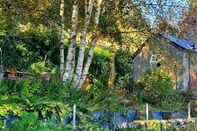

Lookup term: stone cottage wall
[132,40,189,90]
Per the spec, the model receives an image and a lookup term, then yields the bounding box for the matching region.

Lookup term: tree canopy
[0,0,193,87]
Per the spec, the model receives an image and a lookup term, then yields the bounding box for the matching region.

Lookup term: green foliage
[139,68,175,105]
[99,0,150,45]
[5,111,110,131]
[155,88,197,113]
[0,76,71,121]
[30,62,47,75]
[89,47,111,88]
[0,73,127,130]
[0,24,60,71]
[115,73,133,90]
[76,118,107,131]
[159,93,185,111]
[0,119,2,130]
[177,88,197,103]
[146,120,161,131]
[119,120,197,131]
[9,111,65,131]
[115,49,133,89]
[0,104,22,117]
[177,88,197,116]
[30,60,57,76]
[185,123,197,131]
[0,0,61,31]
[94,47,112,59]
[65,87,126,114]
[160,121,173,131]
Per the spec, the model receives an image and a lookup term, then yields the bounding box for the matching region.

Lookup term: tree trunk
[73,0,95,87]
[63,0,79,82]
[60,0,65,77]
[78,0,104,88]
[108,54,115,89]
[85,0,88,15]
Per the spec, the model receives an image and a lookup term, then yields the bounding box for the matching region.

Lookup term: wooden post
[188,103,191,119]
[72,104,76,131]
[146,103,149,120]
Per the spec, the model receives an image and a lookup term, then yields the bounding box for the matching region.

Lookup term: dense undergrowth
[1,72,197,130]
[1,48,197,130]
[0,48,197,130]
[0,74,127,130]
[1,27,197,130]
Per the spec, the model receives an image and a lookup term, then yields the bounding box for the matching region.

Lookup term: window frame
[150,54,162,64]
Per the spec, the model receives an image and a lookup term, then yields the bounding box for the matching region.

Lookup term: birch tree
[63,0,104,88]
[63,0,79,83]
[77,0,104,88]
[60,0,65,76]
[73,0,95,86]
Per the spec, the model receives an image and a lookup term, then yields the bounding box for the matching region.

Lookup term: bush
[8,111,65,131]
[0,76,71,121]
[1,24,60,71]
[159,92,185,111]
[115,49,132,89]
[64,87,126,113]
[89,47,111,88]
[119,120,197,131]
[139,68,175,105]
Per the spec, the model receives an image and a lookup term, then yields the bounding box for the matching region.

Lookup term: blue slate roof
[162,34,197,52]
[131,33,197,60]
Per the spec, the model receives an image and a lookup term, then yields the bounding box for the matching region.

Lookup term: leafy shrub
[75,118,106,131]
[65,87,126,114]
[119,120,197,131]
[0,104,22,117]
[185,123,197,131]
[30,60,57,75]
[159,92,185,111]
[115,73,133,89]
[0,76,71,121]
[30,62,48,75]
[0,117,3,130]
[146,120,161,131]
[139,68,175,105]
[9,111,65,131]
[1,24,60,71]
[160,89,197,115]
[115,49,132,89]
[177,88,197,103]
[89,47,111,88]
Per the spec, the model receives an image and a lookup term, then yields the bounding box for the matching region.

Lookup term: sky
[138,0,189,27]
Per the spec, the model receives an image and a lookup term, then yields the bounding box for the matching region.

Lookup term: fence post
[188,103,190,119]
[72,104,76,131]
[146,103,149,120]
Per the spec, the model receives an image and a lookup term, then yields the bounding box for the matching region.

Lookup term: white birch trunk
[60,0,65,77]
[73,0,95,87]
[63,0,79,82]
[78,0,104,88]
[85,0,88,15]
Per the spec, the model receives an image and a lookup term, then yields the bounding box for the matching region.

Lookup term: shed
[131,34,197,90]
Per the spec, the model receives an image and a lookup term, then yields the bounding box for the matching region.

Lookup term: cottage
[131,34,197,90]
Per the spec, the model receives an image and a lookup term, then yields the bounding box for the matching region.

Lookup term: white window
[150,54,162,64]
[150,54,162,68]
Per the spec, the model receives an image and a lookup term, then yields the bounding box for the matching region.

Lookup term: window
[150,54,162,68]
